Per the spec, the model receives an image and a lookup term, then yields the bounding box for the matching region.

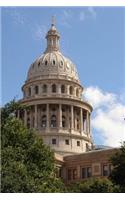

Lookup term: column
[24,109,27,126]
[34,105,37,128]
[46,104,49,129]
[71,105,74,130]
[86,111,89,134]
[80,108,83,134]
[58,104,62,128]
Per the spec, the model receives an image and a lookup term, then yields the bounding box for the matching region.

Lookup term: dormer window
[53,60,55,65]
[45,60,47,65]
[38,62,40,67]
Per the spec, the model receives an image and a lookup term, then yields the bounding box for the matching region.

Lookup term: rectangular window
[87,167,92,177]
[103,164,109,176]
[73,169,77,180]
[52,138,56,145]
[67,169,72,180]
[81,168,86,179]
[65,139,69,145]
[109,164,112,175]
[77,141,80,146]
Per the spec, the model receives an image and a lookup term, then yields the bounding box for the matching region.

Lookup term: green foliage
[110,142,125,192]
[1,101,66,193]
[67,178,118,193]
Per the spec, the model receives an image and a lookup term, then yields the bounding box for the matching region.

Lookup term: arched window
[69,86,73,95]
[45,60,48,66]
[51,114,56,128]
[76,88,79,97]
[34,85,39,94]
[77,118,79,130]
[28,87,31,96]
[52,84,56,93]
[61,85,65,93]
[41,115,46,128]
[62,116,66,128]
[43,84,47,93]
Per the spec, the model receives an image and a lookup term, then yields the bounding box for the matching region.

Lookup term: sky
[1,7,125,147]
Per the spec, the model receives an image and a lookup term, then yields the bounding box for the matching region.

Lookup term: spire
[45,16,60,53]
[51,15,56,26]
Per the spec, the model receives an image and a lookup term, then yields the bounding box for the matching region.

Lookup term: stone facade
[55,148,118,183]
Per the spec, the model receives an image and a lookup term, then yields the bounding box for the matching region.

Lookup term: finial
[51,16,56,26]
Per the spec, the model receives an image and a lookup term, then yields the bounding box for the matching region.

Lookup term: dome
[27,51,80,83]
[26,21,80,84]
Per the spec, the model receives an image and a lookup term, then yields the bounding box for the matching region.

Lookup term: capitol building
[19,19,117,182]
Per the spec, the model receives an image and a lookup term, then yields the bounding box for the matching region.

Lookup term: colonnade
[19,104,90,134]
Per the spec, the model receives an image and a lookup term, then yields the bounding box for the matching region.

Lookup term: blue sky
[1,7,125,146]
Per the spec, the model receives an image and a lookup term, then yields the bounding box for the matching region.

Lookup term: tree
[1,101,66,192]
[67,177,118,193]
[110,142,125,192]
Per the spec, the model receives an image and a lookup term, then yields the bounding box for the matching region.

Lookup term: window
[52,84,56,93]
[73,169,77,180]
[41,115,46,128]
[77,118,79,130]
[87,167,92,177]
[77,141,80,146]
[28,87,31,96]
[69,86,73,95]
[62,116,66,128]
[34,85,39,94]
[43,84,47,93]
[61,85,65,93]
[81,168,86,179]
[65,139,69,145]
[38,62,40,67]
[42,107,46,112]
[61,61,63,65]
[53,60,56,65]
[45,60,47,65]
[103,165,109,176]
[51,115,56,127]
[52,138,56,145]
[67,169,72,180]
[76,88,79,97]
[86,143,89,152]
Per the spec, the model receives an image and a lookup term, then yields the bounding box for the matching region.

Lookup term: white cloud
[84,86,125,147]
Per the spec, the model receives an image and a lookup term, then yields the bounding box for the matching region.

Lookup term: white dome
[26,22,80,83]
[27,51,80,83]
